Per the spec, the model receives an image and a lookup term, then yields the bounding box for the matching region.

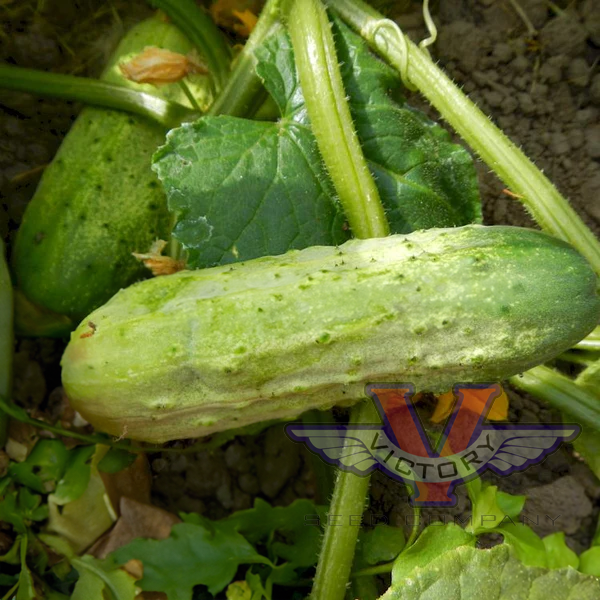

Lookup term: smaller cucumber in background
[12,15,214,328]
[0,240,13,445]
[61,225,600,443]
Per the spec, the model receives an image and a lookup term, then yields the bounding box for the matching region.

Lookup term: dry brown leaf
[100,452,152,514]
[122,558,144,580]
[6,420,39,461]
[89,497,180,559]
[133,239,186,276]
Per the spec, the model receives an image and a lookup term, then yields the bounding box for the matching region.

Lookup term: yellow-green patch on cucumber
[62,225,600,442]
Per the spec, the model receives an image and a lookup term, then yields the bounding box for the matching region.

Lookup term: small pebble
[568,128,584,149]
[539,62,562,84]
[493,42,513,63]
[585,125,600,159]
[550,132,571,155]
[511,55,530,75]
[590,74,600,106]
[567,57,590,87]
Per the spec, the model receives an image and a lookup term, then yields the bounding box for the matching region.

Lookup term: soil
[1,0,600,584]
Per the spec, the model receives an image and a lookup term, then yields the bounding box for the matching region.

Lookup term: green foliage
[383,543,600,600]
[96,447,137,474]
[112,498,325,599]
[153,19,480,269]
[392,523,476,582]
[70,556,137,600]
[359,524,406,566]
[543,533,579,570]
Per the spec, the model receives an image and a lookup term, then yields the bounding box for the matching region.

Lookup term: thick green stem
[0,64,195,128]
[285,0,389,598]
[285,1,389,597]
[148,0,231,92]
[209,0,283,117]
[288,0,388,239]
[575,326,600,351]
[352,562,394,578]
[326,0,600,274]
[311,401,378,600]
[509,365,600,433]
[0,241,12,447]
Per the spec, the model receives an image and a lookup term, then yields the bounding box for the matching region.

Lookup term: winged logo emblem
[286,383,580,506]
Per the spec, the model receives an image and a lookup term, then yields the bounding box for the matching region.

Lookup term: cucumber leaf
[112,521,271,598]
[70,556,137,600]
[391,523,475,582]
[153,18,480,269]
[543,532,579,570]
[331,17,481,233]
[382,543,600,600]
[153,29,348,269]
[360,524,406,566]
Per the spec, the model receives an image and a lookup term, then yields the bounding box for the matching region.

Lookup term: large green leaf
[382,543,600,600]
[112,522,270,599]
[330,17,481,233]
[153,18,480,269]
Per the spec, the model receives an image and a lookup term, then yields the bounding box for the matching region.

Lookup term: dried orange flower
[133,240,186,276]
[120,46,207,86]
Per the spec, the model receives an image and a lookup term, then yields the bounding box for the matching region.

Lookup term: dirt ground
[1,0,599,577]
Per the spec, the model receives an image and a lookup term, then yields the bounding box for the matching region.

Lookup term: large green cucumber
[61,225,600,442]
[12,15,212,326]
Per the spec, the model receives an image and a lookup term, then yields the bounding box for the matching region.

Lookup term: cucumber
[0,240,12,445]
[12,15,212,326]
[61,225,600,443]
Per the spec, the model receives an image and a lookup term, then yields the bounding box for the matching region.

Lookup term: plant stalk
[326,0,600,274]
[209,0,283,117]
[148,0,232,92]
[285,0,390,596]
[0,64,196,128]
[310,401,378,600]
[509,365,600,433]
[575,326,600,351]
[287,0,388,239]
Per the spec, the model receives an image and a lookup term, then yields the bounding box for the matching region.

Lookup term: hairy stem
[311,401,378,600]
[285,0,390,597]
[0,64,196,128]
[209,0,283,116]
[148,0,231,92]
[326,0,600,274]
[288,0,388,238]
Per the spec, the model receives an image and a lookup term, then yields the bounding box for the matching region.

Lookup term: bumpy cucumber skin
[62,225,600,442]
[12,16,210,324]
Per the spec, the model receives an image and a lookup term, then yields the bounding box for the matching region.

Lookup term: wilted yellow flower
[210,0,259,36]
[133,240,186,276]
[120,46,207,86]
